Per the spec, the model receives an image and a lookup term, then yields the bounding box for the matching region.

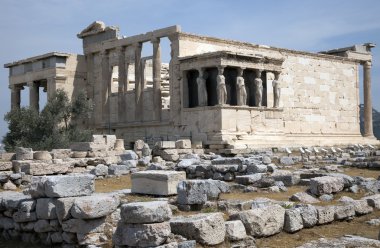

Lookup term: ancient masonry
[4,21,379,150]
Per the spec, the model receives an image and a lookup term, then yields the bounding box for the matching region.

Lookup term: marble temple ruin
[4,21,379,150]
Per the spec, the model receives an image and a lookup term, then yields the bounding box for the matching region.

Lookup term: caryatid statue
[272,72,281,108]
[197,68,208,107]
[216,66,227,105]
[236,68,247,106]
[254,70,263,107]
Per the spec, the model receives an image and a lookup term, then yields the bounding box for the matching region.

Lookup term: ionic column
[117,47,126,123]
[273,72,281,108]
[28,82,39,112]
[236,68,247,106]
[134,43,143,121]
[10,85,21,110]
[363,61,374,137]
[196,68,208,106]
[101,50,110,125]
[152,37,162,121]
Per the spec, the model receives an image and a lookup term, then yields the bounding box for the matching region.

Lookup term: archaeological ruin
[4,21,379,151]
[2,21,380,248]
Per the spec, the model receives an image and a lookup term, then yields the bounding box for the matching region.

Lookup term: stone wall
[175,33,364,147]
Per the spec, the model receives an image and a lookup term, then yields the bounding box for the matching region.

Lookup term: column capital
[151,37,160,44]
[274,71,281,80]
[133,42,143,49]
[217,66,225,74]
[27,82,35,87]
[100,50,109,57]
[116,46,126,53]
[363,60,372,67]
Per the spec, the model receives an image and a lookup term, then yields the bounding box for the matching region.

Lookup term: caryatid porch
[179,51,284,109]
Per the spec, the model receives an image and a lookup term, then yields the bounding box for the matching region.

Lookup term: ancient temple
[4,21,378,150]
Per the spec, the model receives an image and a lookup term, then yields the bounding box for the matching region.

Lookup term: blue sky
[0,0,379,140]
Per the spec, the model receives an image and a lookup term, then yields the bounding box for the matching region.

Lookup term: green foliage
[3,90,93,151]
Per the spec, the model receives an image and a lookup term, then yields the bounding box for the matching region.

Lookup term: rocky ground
[0,136,379,247]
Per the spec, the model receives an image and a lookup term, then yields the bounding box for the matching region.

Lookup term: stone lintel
[179,51,284,72]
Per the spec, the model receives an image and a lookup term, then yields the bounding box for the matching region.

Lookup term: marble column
[10,85,21,110]
[101,50,110,126]
[134,43,143,121]
[363,61,374,137]
[117,47,126,123]
[273,72,281,108]
[28,82,39,112]
[196,68,208,106]
[236,68,247,106]
[152,37,162,121]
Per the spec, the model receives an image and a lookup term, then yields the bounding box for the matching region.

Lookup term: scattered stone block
[132,170,186,196]
[3,181,17,190]
[34,174,95,198]
[36,198,57,219]
[363,194,380,209]
[280,156,294,165]
[170,213,225,245]
[231,204,285,237]
[90,164,108,176]
[77,232,108,246]
[13,211,37,222]
[108,164,130,176]
[175,139,192,149]
[310,176,345,196]
[62,217,106,234]
[13,161,70,176]
[348,200,374,215]
[177,179,229,205]
[121,201,172,224]
[284,208,303,233]
[246,163,267,174]
[296,204,318,228]
[156,141,176,149]
[271,170,300,186]
[290,192,320,204]
[0,162,13,171]
[71,194,120,219]
[1,153,16,161]
[33,151,52,160]
[160,149,179,161]
[316,206,335,225]
[119,222,171,247]
[55,197,76,223]
[120,150,139,160]
[334,204,355,220]
[51,149,71,159]
[15,147,33,160]
[34,219,54,233]
[235,174,264,185]
[225,220,247,241]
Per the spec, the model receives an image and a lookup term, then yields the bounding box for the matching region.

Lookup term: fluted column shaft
[363,61,374,137]
[152,38,162,121]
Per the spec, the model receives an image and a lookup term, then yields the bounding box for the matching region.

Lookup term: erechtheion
[4,21,378,150]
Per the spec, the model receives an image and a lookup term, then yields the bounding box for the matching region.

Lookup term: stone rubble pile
[0,174,122,247]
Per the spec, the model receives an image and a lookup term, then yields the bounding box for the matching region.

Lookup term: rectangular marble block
[131,171,186,196]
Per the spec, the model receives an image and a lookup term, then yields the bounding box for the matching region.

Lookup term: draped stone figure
[273,72,281,108]
[197,69,208,106]
[236,68,247,106]
[254,70,263,107]
[216,67,227,105]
